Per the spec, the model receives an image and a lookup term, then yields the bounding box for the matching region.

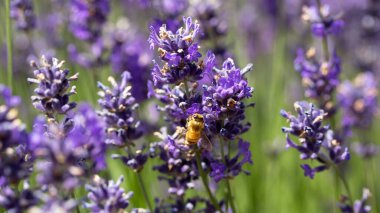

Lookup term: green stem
[5,0,13,89]
[333,170,340,213]
[195,147,222,212]
[333,165,353,205]
[71,192,81,213]
[226,180,236,213]
[126,146,153,212]
[220,139,236,213]
[369,159,378,213]
[136,172,154,212]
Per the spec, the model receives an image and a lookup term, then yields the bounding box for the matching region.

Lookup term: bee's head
[192,113,204,122]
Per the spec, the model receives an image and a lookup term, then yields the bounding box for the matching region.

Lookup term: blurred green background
[0,0,379,212]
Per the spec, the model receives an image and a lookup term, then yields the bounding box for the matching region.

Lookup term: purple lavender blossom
[281,101,350,178]
[281,102,331,156]
[339,188,372,213]
[69,0,110,42]
[83,175,133,213]
[301,5,344,37]
[0,85,32,186]
[0,183,38,213]
[28,56,78,119]
[98,72,142,145]
[10,0,36,31]
[209,140,253,182]
[150,135,197,197]
[31,104,106,190]
[337,72,378,131]
[202,58,254,140]
[294,48,341,114]
[149,17,210,86]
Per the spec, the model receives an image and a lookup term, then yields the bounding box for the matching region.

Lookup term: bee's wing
[200,132,213,151]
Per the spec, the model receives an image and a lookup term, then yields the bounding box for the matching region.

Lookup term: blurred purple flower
[110,21,152,101]
[190,0,232,62]
[0,85,32,186]
[32,104,106,190]
[338,72,378,131]
[69,0,110,42]
[339,188,372,213]
[84,176,133,212]
[302,5,344,37]
[0,183,38,213]
[10,0,36,31]
[351,143,379,159]
[294,48,341,114]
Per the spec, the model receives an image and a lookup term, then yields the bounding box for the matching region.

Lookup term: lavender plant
[281,0,376,211]
[281,101,349,179]
[97,71,152,211]
[148,17,254,212]
[1,1,379,212]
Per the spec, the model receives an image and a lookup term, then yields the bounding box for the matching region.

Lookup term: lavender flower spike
[28,56,78,119]
[98,71,142,145]
[294,48,341,114]
[0,85,32,186]
[84,175,133,213]
[281,101,350,179]
[148,16,204,86]
[281,101,329,160]
[338,72,378,131]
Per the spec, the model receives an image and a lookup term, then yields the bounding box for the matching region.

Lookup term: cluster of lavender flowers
[0,56,140,212]
[148,17,253,212]
[281,0,378,211]
[281,101,349,179]
[2,0,379,212]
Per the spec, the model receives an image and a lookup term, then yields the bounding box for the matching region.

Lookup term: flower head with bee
[149,16,254,212]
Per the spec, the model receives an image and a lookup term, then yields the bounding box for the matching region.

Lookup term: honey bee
[185,114,212,149]
[186,113,205,145]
